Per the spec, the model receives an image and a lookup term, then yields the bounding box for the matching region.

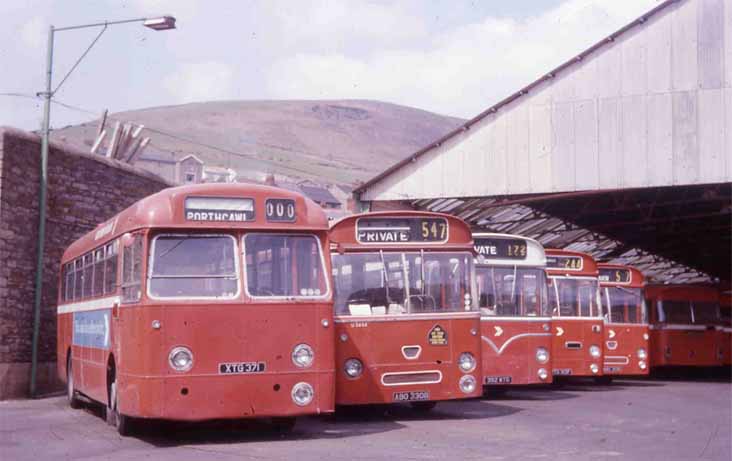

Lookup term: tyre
[66,356,81,409]
[107,380,133,436]
[410,401,437,412]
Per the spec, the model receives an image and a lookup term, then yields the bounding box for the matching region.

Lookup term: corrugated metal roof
[403,182,730,283]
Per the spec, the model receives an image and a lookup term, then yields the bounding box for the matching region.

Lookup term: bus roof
[329,210,473,252]
[645,284,720,302]
[597,263,645,288]
[62,183,328,262]
[472,232,546,267]
[544,248,598,277]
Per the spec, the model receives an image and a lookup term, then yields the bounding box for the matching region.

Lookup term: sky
[0,0,661,131]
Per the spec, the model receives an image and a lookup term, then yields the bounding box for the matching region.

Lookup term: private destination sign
[474,237,527,260]
[356,217,448,244]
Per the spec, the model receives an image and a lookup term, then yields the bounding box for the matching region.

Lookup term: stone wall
[0,127,171,399]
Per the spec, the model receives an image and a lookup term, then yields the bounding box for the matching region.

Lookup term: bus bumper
[117,371,335,421]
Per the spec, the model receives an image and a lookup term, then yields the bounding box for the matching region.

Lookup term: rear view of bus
[473,234,552,387]
[646,284,723,368]
[545,249,604,379]
[597,264,649,379]
[57,183,334,435]
[329,212,482,409]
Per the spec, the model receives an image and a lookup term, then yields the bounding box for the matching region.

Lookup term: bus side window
[63,263,74,302]
[104,241,118,295]
[74,259,84,300]
[122,235,143,303]
[93,248,105,297]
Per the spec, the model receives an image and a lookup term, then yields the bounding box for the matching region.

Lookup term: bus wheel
[410,401,437,412]
[66,356,81,409]
[271,417,297,434]
[594,376,613,385]
[107,380,133,436]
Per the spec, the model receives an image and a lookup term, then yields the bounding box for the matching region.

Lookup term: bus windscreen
[149,235,239,299]
[549,278,601,318]
[602,287,646,324]
[244,234,328,298]
[332,251,475,315]
[476,267,548,317]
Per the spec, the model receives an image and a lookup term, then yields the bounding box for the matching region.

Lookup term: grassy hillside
[51,99,463,185]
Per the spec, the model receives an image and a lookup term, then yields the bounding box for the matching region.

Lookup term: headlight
[459,375,477,394]
[292,344,314,368]
[590,363,599,374]
[637,348,647,359]
[537,368,549,380]
[589,345,601,358]
[535,347,549,364]
[643,333,649,341]
[169,346,193,372]
[344,358,363,378]
[458,352,477,373]
[638,360,647,370]
[291,382,314,406]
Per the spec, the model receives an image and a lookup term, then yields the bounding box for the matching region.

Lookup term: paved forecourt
[1,378,729,460]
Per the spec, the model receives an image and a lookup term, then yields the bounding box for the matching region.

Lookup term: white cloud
[261,0,428,53]
[265,0,660,117]
[163,61,234,103]
[20,15,47,52]
[128,0,200,19]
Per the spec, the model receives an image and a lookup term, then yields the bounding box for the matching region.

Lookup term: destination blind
[474,237,527,260]
[184,196,255,222]
[356,217,448,244]
[546,255,583,271]
[599,268,631,283]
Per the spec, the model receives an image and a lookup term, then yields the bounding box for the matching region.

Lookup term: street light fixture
[30,15,176,398]
[143,16,177,31]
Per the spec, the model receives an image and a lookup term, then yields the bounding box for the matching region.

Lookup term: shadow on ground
[74,397,523,447]
[648,366,732,383]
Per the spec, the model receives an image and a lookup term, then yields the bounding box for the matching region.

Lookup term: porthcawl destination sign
[184,196,255,222]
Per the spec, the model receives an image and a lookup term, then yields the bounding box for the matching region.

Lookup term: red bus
[646,284,723,368]
[597,264,649,379]
[329,211,482,410]
[57,183,335,435]
[545,249,604,379]
[473,233,552,386]
[720,290,731,367]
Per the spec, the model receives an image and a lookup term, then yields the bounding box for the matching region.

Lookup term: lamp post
[30,15,176,398]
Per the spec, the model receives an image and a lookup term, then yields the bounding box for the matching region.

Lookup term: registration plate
[484,376,512,384]
[393,391,430,402]
[552,368,572,376]
[219,361,266,374]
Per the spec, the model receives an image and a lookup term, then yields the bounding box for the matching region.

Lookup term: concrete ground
[1,376,730,461]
